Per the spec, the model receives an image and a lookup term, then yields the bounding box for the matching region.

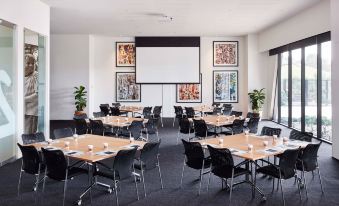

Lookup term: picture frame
[213,70,238,103]
[116,72,141,102]
[176,74,202,103]
[213,41,239,67]
[116,42,135,67]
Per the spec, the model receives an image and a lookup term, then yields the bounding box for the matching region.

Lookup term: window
[271,32,331,142]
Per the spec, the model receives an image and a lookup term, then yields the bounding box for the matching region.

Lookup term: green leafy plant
[74,85,87,112]
[248,88,266,113]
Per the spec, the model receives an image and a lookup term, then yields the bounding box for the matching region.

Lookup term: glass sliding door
[0,20,16,164]
[291,49,302,130]
[280,52,289,125]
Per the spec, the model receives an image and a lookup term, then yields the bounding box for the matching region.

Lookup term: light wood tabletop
[191,115,238,127]
[197,133,310,161]
[92,116,147,127]
[119,106,143,113]
[31,135,145,163]
[193,105,214,113]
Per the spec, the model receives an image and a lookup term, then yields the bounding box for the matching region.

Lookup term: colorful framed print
[176,74,202,103]
[213,41,238,67]
[116,72,141,102]
[116,42,135,67]
[213,70,238,103]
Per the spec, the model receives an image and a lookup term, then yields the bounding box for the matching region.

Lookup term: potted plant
[74,85,87,117]
[248,88,265,117]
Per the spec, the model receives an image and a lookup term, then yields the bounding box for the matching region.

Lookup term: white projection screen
[135,37,200,84]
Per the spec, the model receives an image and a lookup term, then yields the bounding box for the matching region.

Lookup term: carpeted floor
[1,119,339,206]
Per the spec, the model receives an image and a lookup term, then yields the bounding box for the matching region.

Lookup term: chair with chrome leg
[53,127,74,139]
[134,141,163,197]
[143,117,160,141]
[256,148,302,206]
[222,119,245,135]
[192,119,217,140]
[152,106,163,127]
[289,130,313,142]
[177,117,194,144]
[120,120,145,141]
[100,105,110,116]
[89,119,115,136]
[230,111,243,117]
[41,148,88,206]
[245,117,260,134]
[17,143,45,196]
[22,132,46,145]
[296,141,323,198]
[74,118,88,135]
[93,148,139,206]
[206,145,252,205]
[180,139,211,195]
[173,106,185,127]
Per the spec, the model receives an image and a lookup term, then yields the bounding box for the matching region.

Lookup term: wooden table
[119,106,143,117]
[193,105,214,115]
[193,115,236,127]
[93,116,147,128]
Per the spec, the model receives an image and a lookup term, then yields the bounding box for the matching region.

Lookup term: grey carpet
[1,119,339,206]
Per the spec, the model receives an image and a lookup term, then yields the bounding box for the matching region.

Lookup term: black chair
[100,105,110,116]
[110,107,121,116]
[41,148,88,206]
[256,148,302,206]
[136,107,152,119]
[120,120,145,141]
[93,148,139,206]
[222,105,233,116]
[207,145,252,204]
[74,119,88,135]
[180,139,211,195]
[230,111,243,117]
[152,106,163,127]
[289,130,313,142]
[193,119,216,139]
[112,103,121,107]
[246,112,255,118]
[173,106,185,127]
[22,132,46,145]
[222,104,232,108]
[212,103,220,107]
[17,143,45,196]
[185,107,196,118]
[143,117,160,141]
[53,128,74,139]
[212,107,222,115]
[134,141,163,197]
[93,111,104,118]
[296,142,323,197]
[222,119,245,135]
[246,117,260,134]
[177,117,194,144]
[89,119,115,136]
[260,126,282,137]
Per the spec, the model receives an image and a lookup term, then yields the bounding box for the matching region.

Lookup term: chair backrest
[93,112,104,118]
[74,119,88,135]
[145,117,159,134]
[207,145,234,170]
[223,104,232,108]
[260,126,282,137]
[179,118,191,134]
[128,120,144,139]
[246,112,254,118]
[230,111,243,117]
[193,119,208,138]
[181,139,205,169]
[110,107,121,116]
[185,107,195,118]
[174,106,184,116]
[212,107,222,115]
[89,119,104,136]
[113,148,137,180]
[231,119,245,134]
[212,103,220,107]
[112,103,121,107]
[143,107,153,118]
[153,106,162,118]
[53,128,74,139]
[279,148,300,179]
[17,143,41,175]
[140,141,161,170]
[41,148,68,181]
[300,142,321,171]
[99,105,110,116]
[289,130,313,142]
[247,117,260,134]
[222,106,233,116]
[22,132,46,145]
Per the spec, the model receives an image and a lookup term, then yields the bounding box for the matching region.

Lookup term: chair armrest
[234,160,249,168]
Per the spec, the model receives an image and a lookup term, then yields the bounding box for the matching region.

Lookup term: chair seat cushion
[256,165,296,179]
[186,157,211,170]
[212,166,250,179]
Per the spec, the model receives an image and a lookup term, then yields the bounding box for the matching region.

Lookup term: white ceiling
[42,0,321,36]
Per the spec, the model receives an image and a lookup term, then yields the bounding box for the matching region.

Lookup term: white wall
[258,0,330,52]
[331,0,339,159]
[50,35,90,120]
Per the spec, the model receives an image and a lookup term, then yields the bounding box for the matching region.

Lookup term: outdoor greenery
[248,88,265,113]
[74,85,87,112]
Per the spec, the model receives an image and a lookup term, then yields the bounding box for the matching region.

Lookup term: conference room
[1,0,339,206]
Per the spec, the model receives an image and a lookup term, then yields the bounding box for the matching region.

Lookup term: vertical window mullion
[301,47,306,132]
[277,54,281,123]
[317,43,322,138]
[288,50,292,127]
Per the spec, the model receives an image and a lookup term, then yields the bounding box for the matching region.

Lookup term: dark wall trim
[135,37,200,47]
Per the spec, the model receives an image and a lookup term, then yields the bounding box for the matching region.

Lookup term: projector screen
[135,37,200,84]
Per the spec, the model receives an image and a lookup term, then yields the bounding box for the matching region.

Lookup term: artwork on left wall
[176,74,202,103]
[116,42,135,67]
[213,70,238,103]
[116,72,141,102]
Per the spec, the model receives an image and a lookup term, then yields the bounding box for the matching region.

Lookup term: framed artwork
[213,70,238,103]
[213,41,238,67]
[116,72,141,102]
[116,42,135,67]
[176,74,202,103]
